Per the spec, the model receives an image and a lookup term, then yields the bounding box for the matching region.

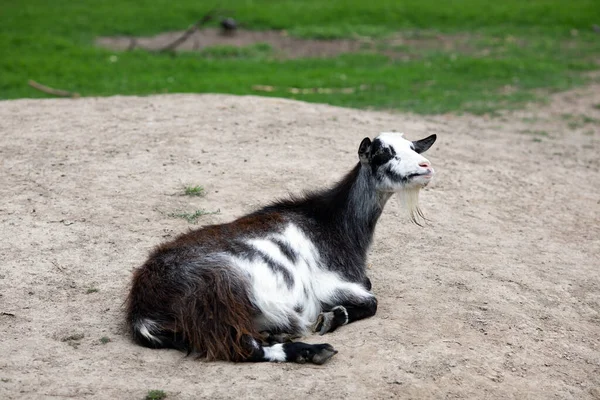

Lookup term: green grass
[183,185,205,197]
[99,336,111,344]
[582,115,599,124]
[2,1,600,113]
[562,113,600,129]
[86,287,99,294]
[145,390,167,400]
[169,209,220,224]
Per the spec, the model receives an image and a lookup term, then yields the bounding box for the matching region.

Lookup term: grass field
[2,0,600,113]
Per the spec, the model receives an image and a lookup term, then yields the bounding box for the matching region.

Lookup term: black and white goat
[126,132,436,364]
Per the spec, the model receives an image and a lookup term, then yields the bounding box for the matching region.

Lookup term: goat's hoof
[310,344,338,365]
[313,311,334,335]
[287,343,338,365]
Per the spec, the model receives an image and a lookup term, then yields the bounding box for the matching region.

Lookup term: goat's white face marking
[359,132,436,192]
[358,132,437,223]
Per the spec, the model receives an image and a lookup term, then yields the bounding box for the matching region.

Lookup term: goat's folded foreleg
[313,296,378,335]
[259,331,301,345]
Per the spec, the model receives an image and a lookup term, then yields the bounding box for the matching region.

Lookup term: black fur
[369,138,397,173]
[316,295,378,334]
[281,343,337,364]
[358,137,372,164]
[258,163,382,284]
[126,134,436,364]
[271,237,299,264]
[412,134,437,154]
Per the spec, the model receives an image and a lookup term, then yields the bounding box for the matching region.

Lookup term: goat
[126,132,437,364]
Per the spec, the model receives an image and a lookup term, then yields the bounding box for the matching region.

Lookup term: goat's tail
[126,263,261,361]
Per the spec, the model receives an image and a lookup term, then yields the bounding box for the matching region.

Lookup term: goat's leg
[244,336,337,364]
[259,331,301,345]
[313,296,378,335]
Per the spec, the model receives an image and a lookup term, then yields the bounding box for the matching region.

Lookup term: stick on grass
[159,11,216,52]
[28,80,80,98]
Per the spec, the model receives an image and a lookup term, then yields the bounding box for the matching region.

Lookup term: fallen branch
[28,80,80,98]
[252,84,371,94]
[288,87,356,94]
[159,11,216,52]
[252,85,275,92]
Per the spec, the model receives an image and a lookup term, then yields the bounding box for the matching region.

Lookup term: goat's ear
[412,134,437,154]
[358,137,372,164]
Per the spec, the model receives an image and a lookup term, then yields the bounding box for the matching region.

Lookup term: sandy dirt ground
[1,87,599,399]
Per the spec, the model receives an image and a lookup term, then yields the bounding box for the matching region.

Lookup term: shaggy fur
[126,132,436,364]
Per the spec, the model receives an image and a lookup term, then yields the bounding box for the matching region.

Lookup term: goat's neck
[332,164,392,253]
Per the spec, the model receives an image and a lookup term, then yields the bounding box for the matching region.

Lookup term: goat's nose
[419,161,431,168]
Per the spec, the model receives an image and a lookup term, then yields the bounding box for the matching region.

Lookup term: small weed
[62,333,84,342]
[99,336,111,344]
[86,287,99,294]
[1,378,10,383]
[532,137,543,142]
[565,114,600,128]
[593,104,600,110]
[62,333,84,349]
[184,185,205,197]
[146,390,167,400]
[582,115,599,124]
[169,209,220,224]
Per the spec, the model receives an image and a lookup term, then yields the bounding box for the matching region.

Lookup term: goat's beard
[396,187,426,225]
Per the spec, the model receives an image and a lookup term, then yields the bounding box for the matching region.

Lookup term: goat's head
[358,132,437,223]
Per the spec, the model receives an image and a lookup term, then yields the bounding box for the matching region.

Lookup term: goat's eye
[371,151,393,166]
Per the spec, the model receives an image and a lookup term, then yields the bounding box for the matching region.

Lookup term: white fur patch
[395,186,425,223]
[263,343,286,362]
[136,319,162,344]
[226,222,373,334]
[376,132,433,223]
